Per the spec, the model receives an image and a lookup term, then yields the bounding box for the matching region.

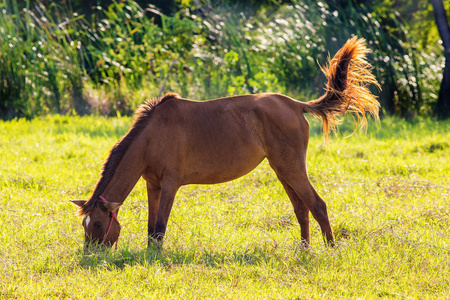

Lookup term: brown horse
[72,37,380,249]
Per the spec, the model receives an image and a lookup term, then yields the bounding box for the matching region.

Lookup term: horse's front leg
[153,181,179,242]
[147,181,161,247]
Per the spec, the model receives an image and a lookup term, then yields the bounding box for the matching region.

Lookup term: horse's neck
[100,137,147,204]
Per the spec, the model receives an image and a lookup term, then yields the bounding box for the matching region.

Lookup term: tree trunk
[431,0,450,118]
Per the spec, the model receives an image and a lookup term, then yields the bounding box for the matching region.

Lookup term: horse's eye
[94,221,103,228]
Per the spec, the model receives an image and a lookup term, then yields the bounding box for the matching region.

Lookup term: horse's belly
[182,145,266,185]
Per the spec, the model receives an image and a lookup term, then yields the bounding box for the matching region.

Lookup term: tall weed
[0,0,444,118]
[0,0,85,118]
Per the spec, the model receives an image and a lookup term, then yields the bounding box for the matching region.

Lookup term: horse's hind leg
[277,177,310,246]
[146,181,161,246]
[295,179,334,246]
[285,171,334,246]
[269,158,335,246]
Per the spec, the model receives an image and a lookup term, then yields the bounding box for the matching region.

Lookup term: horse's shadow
[78,242,317,270]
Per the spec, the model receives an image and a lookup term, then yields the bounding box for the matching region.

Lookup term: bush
[0,1,86,118]
[0,0,444,119]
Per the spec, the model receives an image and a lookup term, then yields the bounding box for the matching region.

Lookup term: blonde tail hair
[302,36,381,138]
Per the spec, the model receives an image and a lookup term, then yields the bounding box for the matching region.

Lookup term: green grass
[0,115,449,299]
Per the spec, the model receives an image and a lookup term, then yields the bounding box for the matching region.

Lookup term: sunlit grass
[0,115,449,298]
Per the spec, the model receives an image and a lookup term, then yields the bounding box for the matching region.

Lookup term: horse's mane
[80,93,180,215]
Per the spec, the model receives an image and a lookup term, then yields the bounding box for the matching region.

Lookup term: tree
[430,0,450,118]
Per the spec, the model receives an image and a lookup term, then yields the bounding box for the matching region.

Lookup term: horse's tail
[301,36,380,138]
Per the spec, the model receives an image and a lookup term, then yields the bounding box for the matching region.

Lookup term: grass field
[0,114,449,299]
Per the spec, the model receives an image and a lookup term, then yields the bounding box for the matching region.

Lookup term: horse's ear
[70,200,86,208]
[103,201,122,213]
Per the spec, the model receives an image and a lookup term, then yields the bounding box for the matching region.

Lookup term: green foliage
[0,0,446,118]
[80,2,196,113]
[0,0,87,118]
[0,115,449,298]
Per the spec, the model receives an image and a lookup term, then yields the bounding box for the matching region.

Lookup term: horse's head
[71,198,122,249]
